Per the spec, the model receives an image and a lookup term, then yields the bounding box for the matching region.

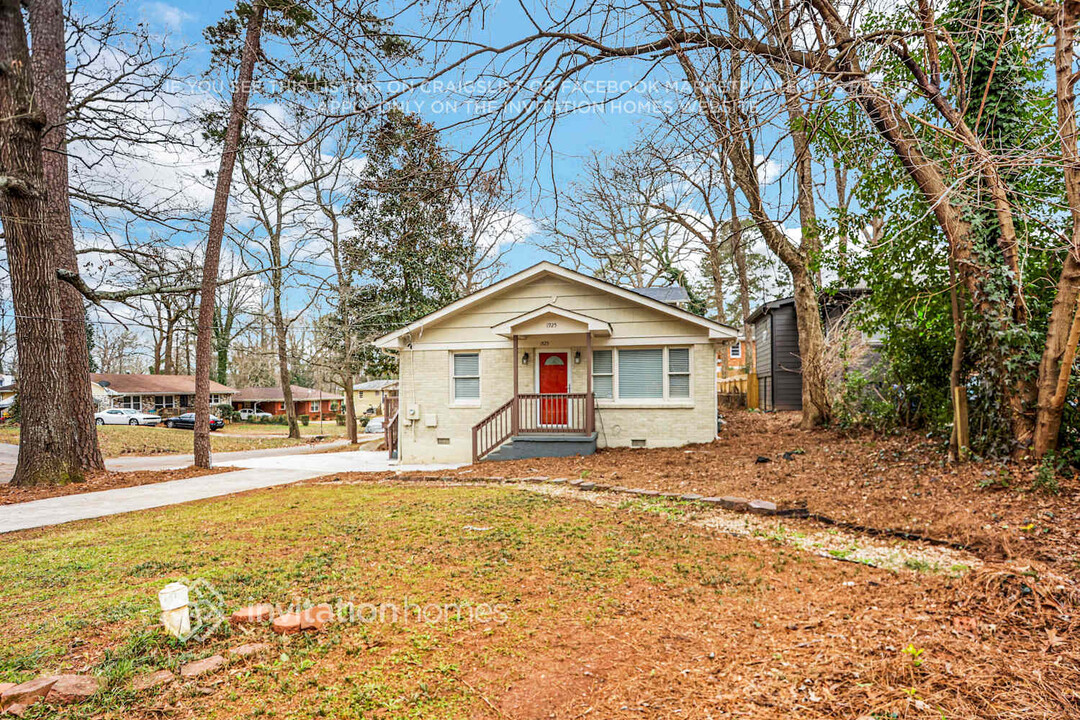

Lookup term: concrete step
[483,432,598,462]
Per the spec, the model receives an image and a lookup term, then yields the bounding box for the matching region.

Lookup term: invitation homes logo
[160,579,509,642]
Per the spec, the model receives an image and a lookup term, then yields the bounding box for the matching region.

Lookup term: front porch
[472,306,608,462]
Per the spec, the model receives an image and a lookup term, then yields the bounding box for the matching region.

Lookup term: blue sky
[81,0,799,291]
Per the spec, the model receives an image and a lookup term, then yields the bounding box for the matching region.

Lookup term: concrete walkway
[0,445,463,534]
[0,439,356,481]
[0,467,325,534]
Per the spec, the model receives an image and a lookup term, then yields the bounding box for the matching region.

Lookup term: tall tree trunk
[271,283,300,439]
[0,0,80,485]
[948,257,969,462]
[29,0,104,472]
[193,0,264,467]
[342,372,358,444]
[1032,6,1080,457]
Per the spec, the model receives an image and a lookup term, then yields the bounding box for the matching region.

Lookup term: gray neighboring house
[749,289,879,412]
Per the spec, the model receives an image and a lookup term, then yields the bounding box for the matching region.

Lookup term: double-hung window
[592,350,614,399]
[618,349,664,399]
[730,342,742,359]
[452,352,480,403]
[667,348,690,398]
[592,347,692,402]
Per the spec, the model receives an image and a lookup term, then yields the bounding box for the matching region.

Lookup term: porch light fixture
[521,352,529,365]
[574,351,581,364]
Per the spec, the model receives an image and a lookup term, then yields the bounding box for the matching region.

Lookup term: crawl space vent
[437,437,451,445]
[631,439,647,448]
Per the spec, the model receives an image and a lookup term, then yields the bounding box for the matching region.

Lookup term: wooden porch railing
[383,394,399,458]
[471,393,594,462]
[472,397,515,463]
[516,393,590,434]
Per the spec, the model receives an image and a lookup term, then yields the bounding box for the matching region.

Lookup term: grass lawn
[1,482,1075,718]
[0,425,314,457]
[222,421,352,438]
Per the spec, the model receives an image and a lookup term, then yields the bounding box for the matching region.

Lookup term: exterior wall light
[521,352,529,365]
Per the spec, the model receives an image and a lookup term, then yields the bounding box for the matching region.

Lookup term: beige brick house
[374,262,737,464]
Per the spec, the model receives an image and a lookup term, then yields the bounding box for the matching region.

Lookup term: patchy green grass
[221,422,352,438]
[0,425,312,457]
[0,483,1071,719]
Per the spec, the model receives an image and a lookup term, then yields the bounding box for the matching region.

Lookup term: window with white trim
[592,350,613,399]
[310,400,320,412]
[619,349,664,399]
[592,348,692,402]
[116,395,141,409]
[668,348,691,398]
[730,342,742,359]
[452,352,480,402]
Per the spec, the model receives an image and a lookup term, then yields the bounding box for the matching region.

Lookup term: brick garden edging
[376,474,971,552]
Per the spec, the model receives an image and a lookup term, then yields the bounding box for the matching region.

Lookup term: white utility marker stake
[159,582,191,639]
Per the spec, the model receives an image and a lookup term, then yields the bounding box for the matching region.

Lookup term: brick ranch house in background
[374,261,737,464]
[91,373,236,414]
[231,386,344,420]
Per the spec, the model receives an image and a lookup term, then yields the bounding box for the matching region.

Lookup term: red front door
[539,352,569,425]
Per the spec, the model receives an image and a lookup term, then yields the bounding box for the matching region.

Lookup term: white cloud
[139,2,193,32]
[755,154,783,185]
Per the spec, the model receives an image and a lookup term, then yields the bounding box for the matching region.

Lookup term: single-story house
[91,373,236,413]
[231,385,343,420]
[749,289,880,411]
[374,261,737,464]
[353,379,398,415]
[716,336,750,380]
[0,375,16,418]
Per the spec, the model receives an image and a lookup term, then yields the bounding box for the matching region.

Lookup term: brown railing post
[585,333,594,435]
[512,335,520,436]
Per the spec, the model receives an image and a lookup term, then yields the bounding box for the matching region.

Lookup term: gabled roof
[232,385,344,402]
[354,379,398,391]
[490,305,612,338]
[91,373,236,395]
[375,261,737,348]
[630,285,690,304]
[748,288,871,324]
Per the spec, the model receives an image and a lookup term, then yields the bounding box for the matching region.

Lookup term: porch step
[482,433,598,462]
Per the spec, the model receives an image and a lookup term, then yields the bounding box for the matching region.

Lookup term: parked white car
[364,416,385,434]
[95,408,162,426]
[239,409,273,420]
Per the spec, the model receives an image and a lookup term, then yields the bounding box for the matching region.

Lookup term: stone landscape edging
[381,473,971,552]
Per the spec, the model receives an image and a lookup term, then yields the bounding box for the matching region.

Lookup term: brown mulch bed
[0,465,231,505]
[446,411,1080,570]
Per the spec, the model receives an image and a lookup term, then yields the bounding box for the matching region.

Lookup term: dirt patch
[449,411,1080,571]
[0,465,230,504]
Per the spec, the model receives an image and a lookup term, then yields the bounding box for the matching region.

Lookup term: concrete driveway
[0,441,462,534]
[0,439,357,481]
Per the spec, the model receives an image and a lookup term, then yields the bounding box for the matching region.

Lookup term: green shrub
[299,414,310,426]
[335,414,346,426]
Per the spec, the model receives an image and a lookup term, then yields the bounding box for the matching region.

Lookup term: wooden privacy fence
[717,373,759,411]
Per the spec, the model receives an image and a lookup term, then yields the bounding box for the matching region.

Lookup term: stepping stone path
[131,670,175,692]
[230,603,276,626]
[180,655,226,678]
[271,613,303,635]
[229,643,270,658]
[1,673,101,716]
[45,675,100,705]
[300,604,334,631]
